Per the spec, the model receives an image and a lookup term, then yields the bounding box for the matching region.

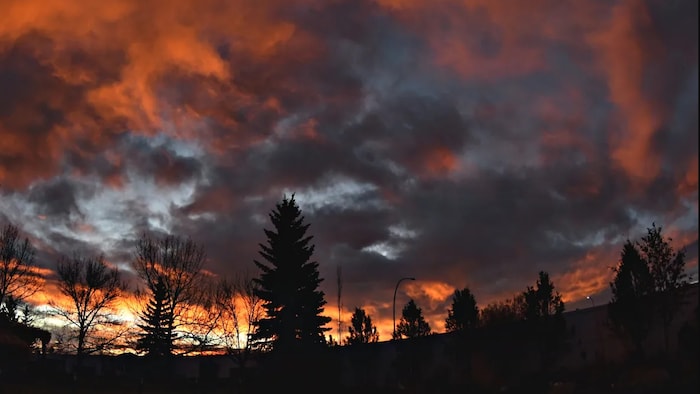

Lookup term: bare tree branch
[132,233,207,355]
[0,223,42,315]
[214,271,264,366]
[50,254,127,356]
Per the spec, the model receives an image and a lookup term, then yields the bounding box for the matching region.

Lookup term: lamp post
[393,277,416,339]
[586,295,595,307]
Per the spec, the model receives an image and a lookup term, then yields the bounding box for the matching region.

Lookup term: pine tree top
[253,194,331,352]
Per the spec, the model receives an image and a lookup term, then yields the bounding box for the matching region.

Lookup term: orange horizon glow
[22,263,642,348]
[0,0,696,356]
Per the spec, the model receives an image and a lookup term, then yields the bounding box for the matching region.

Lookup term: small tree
[215,272,263,370]
[480,295,524,328]
[133,233,206,355]
[0,224,41,316]
[445,287,479,332]
[176,279,226,354]
[638,223,687,352]
[393,300,432,391]
[253,195,331,353]
[52,254,126,356]
[0,295,19,322]
[346,307,379,345]
[136,277,176,356]
[521,271,566,372]
[395,299,431,339]
[609,240,654,356]
[641,223,687,293]
[522,271,565,321]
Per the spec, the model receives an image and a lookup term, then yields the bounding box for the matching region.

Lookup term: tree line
[608,223,691,357]
[0,196,691,365]
[0,195,329,360]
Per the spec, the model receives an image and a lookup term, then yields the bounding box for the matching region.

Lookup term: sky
[0,0,697,342]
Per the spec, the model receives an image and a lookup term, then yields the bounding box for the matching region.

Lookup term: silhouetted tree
[136,277,176,356]
[480,295,524,328]
[0,295,38,326]
[336,264,343,345]
[608,240,654,357]
[326,335,340,346]
[133,233,207,355]
[639,223,687,352]
[522,271,565,321]
[253,195,331,353]
[51,254,126,356]
[445,287,479,332]
[0,311,51,367]
[521,271,566,373]
[215,272,263,375]
[395,299,431,339]
[442,288,480,389]
[641,223,688,294]
[0,224,41,317]
[177,279,227,354]
[393,301,433,391]
[346,307,379,345]
[0,294,19,322]
[18,301,38,326]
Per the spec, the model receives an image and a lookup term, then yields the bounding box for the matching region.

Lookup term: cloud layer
[1,0,697,340]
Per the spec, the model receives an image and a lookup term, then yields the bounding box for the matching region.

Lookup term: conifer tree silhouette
[347,307,379,345]
[445,287,479,332]
[253,195,331,353]
[137,277,176,356]
[395,299,431,339]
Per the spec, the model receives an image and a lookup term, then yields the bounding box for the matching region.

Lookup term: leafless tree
[132,233,206,354]
[215,272,263,368]
[0,223,42,317]
[51,254,127,356]
[177,278,225,354]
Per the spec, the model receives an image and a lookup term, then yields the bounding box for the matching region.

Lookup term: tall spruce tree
[253,195,331,353]
[137,278,176,356]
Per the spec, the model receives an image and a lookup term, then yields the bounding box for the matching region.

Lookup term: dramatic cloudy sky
[0,0,697,340]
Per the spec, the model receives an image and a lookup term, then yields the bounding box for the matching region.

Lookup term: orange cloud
[677,157,699,197]
[405,280,454,305]
[376,0,550,80]
[553,249,617,304]
[423,147,459,176]
[0,0,325,189]
[587,0,663,185]
[375,0,679,189]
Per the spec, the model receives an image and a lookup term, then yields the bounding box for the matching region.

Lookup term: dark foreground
[0,359,697,394]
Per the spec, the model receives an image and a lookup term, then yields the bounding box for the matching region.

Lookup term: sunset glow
[0,0,697,347]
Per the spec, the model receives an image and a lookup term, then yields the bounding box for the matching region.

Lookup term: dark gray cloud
[27,178,85,219]
[0,0,696,337]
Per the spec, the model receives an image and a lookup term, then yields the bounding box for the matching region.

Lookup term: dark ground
[0,356,697,394]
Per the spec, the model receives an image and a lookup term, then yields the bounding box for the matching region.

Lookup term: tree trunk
[77,330,86,356]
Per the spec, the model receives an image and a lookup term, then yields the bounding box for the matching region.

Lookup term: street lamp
[393,277,416,339]
[586,295,595,307]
